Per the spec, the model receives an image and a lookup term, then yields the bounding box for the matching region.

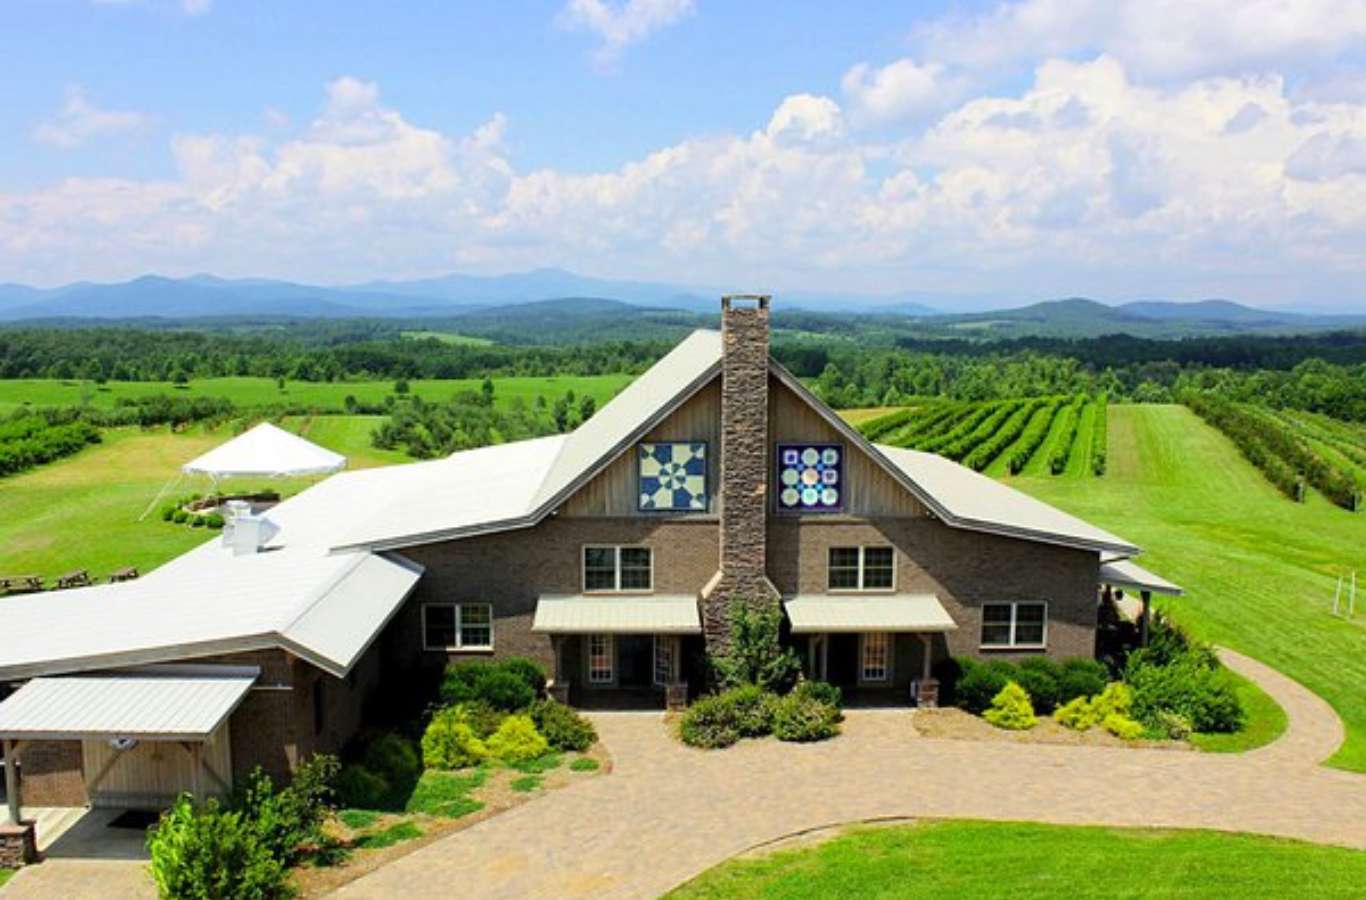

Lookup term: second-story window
[828,546,895,591]
[584,546,653,593]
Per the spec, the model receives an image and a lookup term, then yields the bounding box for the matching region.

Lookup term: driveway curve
[332,650,1366,900]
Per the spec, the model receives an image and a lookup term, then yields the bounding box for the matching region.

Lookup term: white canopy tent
[140,423,346,520]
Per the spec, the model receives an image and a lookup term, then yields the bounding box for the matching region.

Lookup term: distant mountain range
[1,270,1363,339]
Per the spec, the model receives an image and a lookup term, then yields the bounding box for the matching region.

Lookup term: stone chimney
[702,295,780,648]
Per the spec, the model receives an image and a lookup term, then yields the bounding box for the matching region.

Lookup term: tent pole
[138,471,183,522]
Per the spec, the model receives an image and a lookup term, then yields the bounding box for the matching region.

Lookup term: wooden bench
[55,569,91,589]
[0,575,43,594]
[108,566,139,583]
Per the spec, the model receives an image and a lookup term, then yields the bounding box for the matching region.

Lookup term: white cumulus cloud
[559,0,695,67]
[32,85,149,149]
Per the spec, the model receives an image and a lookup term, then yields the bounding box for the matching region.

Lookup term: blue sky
[4,0,1366,308]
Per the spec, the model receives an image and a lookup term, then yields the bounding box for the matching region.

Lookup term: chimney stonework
[702,295,780,650]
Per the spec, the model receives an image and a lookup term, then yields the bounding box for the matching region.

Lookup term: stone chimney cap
[721,294,770,310]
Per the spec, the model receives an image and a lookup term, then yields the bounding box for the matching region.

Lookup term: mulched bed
[911,707,1189,750]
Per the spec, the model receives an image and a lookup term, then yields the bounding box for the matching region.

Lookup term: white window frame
[422,602,495,652]
[980,601,1049,649]
[588,634,616,685]
[860,632,892,683]
[583,545,654,594]
[828,546,897,593]
[653,634,679,687]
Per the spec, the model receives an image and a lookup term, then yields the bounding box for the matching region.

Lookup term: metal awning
[0,665,258,742]
[1100,560,1184,596]
[783,593,958,634]
[532,595,702,634]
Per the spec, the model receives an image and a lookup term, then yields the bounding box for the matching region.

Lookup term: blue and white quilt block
[638,442,708,511]
[776,443,844,511]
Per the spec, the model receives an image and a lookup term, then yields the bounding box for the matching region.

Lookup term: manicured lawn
[0,373,633,414]
[0,868,12,888]
[1015,405,1366,772]
[666,820,1366,899]
[0,416,410,580]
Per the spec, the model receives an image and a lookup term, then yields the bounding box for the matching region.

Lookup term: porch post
[3,739,20,824]
[919,633,933,683]
[1140,590,1152,646]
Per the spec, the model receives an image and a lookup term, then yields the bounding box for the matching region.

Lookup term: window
[980,602,1048,648]
[828,546,896,591]
[583,546,653,593]
[653,635,677,687]
[588,634,615,684]
[861,633,890,682]
[423,603,494,651]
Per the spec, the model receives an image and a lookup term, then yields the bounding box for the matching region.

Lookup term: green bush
[1053,696,1095,730]
[497,656,547,694]
[792,678,842,710]
[172,509,189,524]
[232,755,338,867]
[205,512,226,530]
[160,505,176,522]
[1057,658,1108,704]
[438,661,537,712]
[679,693,741,749]
[1127,655,1245,733]
[189,515,206,528]
[710,600,802,693]
[147,795,290,900]
[771,692,840,742]
[421,707,489,769]
[362,733,421,788]
[529,699,596,752]
[1053,682,1132,732]
[983,682,1037,730]
[486,714,550,763]
[724,684,778,737]
[335,765,390,810]
[1014,657,1061,713]
[1155,710,1193,740]
[955,660,1015,715]
[453,700,506,739]
[1102,712,1145,740]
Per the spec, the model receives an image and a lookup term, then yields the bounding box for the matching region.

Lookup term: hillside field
[0,373,633,415]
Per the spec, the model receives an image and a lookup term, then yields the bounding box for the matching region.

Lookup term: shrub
[1053,682,1132,732]
[232,754,338,866]
[955,660,1015,715]
[710,600,802,693]
[335,765,390,810]
[679,693,741,749]
[362,733,421,788]
[497,656,547,694]
[421,707,489,770]
[1155,710,1193,740]
[771,692,840,742]
[190,515,205,528]
[1053,696,1095,731]
[1057,658,1108,704]
[1127,656,1244,733]
[983,681,1038,730]
[486,714,550,763]
[439,662,537,712]
[205,512,226,530]
[172,509,189,524]
[160,505,176,522]
[453,700,507,739]
[1102,712,1145,740]
[147,795,290,900]
[724,684,778,737]
[1014,657,1062,713]
[529,699,597,752]
[792,679,842,712]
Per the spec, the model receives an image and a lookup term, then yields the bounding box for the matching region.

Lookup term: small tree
[710,600,801,692]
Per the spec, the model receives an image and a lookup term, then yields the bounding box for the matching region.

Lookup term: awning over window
[1099,560,1184,596]
[532,595,702,635]
[783,593,957,634]
[0,665,258,742]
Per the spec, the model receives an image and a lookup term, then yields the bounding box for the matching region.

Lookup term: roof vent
[227,513,280,556]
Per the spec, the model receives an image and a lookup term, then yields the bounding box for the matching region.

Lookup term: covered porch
[784,593,958,707]
[0,665,257,865]
[1099,559,1185,645]
[532,594,703,709]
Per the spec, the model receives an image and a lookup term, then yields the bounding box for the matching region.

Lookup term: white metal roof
[532,594,702,634]
[182,422,346,479]
[784,593,958,634]
[875,444,1139,555]
[0,666,258,741]
[1100,559,1184,596]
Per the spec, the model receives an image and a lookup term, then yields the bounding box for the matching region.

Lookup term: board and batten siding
[82,721,233,810]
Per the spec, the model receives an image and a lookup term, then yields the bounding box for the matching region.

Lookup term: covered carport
[1,665,258,834]
[1100,559,1185,645]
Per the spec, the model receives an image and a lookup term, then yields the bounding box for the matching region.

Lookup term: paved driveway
[332,649,1366,899]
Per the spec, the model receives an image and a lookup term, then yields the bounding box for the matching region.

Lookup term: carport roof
[0,665,258,742]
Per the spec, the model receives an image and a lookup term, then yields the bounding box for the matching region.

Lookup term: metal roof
[532,594,702,634]
[784,594,958,634]
[1100,559,1184,595]
[0,666,258,741]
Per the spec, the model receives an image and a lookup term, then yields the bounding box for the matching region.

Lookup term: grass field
[399,330,495,346]
[666,820,1366,899]
[1015,405,1366,772]
[0,416,411,580]
[0,374,633,415]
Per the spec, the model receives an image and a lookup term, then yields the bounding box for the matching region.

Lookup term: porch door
[653,635,679,687]
[618,635,653,688]
[807,635,829,682]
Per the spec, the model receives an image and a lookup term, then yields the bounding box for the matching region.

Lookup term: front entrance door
[617,635,653,688]
[807,635,828,682]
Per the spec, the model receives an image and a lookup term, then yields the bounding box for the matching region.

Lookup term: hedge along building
[0,296,1181,859]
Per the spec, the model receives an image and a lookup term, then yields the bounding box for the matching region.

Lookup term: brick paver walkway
[332,648,1366,900]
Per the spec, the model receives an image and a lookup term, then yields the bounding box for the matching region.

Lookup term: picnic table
[55,569,91,589]
[0,575,43,593]
[108,566,140,583]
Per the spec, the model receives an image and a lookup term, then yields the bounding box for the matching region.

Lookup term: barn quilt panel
[776,443,844,512]
[638,442,708,511]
